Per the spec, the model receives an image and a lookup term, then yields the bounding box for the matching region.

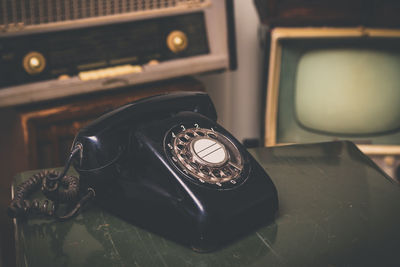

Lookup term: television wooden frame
[264,27,400,156]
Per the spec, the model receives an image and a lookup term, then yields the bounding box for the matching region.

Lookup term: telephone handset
[9,92,278,251]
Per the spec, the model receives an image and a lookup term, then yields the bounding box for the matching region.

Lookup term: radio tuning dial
[23,52,46,75]
[167,30,188,53]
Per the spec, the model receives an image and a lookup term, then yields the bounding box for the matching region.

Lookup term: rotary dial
[166,126,244,187]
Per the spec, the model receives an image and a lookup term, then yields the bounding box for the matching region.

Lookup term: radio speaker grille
[0,0,209,28]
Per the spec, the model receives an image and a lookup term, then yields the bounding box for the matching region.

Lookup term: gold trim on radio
[78,64,143,81]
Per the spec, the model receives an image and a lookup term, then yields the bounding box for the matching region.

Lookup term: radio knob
[167,30,188,53]
[23,52,46,75]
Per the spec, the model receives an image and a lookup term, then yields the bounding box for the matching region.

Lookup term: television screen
[276,38,400,146]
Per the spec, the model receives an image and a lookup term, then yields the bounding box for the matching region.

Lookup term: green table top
[13,141,400,267]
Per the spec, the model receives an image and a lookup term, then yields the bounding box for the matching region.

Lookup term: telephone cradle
[9,92,278,252]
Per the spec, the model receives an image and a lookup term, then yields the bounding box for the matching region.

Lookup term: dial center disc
[191,138,227,165]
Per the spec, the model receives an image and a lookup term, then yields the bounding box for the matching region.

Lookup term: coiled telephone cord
[8,145,95,220]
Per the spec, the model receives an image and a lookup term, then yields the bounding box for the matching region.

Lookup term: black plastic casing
[72,92,278,251]
[73,92,216,173]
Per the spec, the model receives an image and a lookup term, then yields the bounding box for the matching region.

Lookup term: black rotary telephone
[9,92,278,251]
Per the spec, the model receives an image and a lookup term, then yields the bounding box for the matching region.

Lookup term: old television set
[264,27,400,179]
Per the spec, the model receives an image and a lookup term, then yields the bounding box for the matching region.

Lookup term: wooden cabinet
[10,78,203,171]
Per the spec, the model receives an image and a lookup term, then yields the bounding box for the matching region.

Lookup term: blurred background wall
[197,0,263,143]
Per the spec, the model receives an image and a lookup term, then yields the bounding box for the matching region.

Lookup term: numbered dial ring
[167,126,244,187]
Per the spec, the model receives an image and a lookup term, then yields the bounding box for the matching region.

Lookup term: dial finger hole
[186,132,195,138]
[212,169,222,178]
[189,162,198,170]
[179,136,188,142]
[222,167,232,176]
[207,133,217,139]
[196,131,205,136]
[200,166,209,175]
[229,164,241,172]
[177,144,185,150]
[180,153,191,160]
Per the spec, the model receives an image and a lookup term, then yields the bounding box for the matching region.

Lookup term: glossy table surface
[13,141,400,267]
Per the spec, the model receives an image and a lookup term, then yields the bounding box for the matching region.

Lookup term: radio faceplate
[0,13,208,88]
[0,0,234,107]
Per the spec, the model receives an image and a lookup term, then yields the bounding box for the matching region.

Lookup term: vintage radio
[0,0,235,107]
